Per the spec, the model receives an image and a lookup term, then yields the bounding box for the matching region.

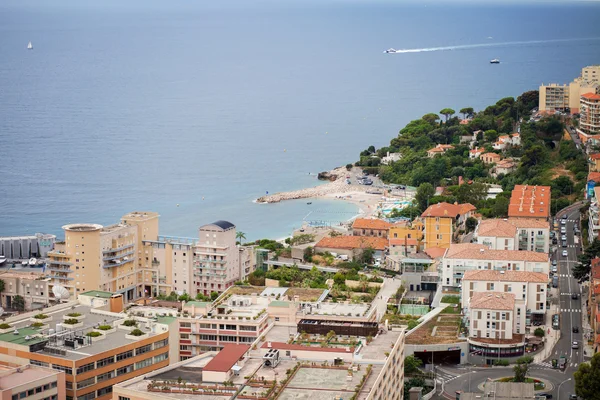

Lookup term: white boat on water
[0,256,6,265]
[384,48,397,54]
[28,258,37,266]
[490,59,500,64]
[27,41,33,50]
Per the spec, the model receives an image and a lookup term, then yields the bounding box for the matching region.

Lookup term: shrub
[34,314,48,319]
[97,325,113,331]
[0,323,11,329]
[534,327,545,337]
[441,295,460,304]
[67,313,82,317]
[86,331,102,337]
[494,359,509,366]
[122,320,137,327]
[63,318,79,325]
[129,328,144,337]
[30,322,44,328]
[516,355,533,364]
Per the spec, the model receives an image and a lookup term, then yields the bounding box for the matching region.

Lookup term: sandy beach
[256,167,385,219]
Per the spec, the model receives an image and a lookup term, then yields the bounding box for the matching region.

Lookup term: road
[567,125,583,150]
[548,205,584,399]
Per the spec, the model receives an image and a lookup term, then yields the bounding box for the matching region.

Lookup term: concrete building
[0,291,171,400]
[194,221,240,296]
[579,92,600,135]
[539,65,600,114]
[493,133,520,150]
[474,219,517,250]
[474,218,549,253]
[421,202,476,249]
[0,233,56,260]
[462,270,549,327]
[507,185,551,221]
[0,364,66,400]
[493,159,517,177]
[441,243,549,290]
[589,187,600,243]
[481,152,501,164]
[469,147,484,159]
[508,218,551,253]
[0,271,51,311]
[352,218,392,238]
[589,153,600,172]
[45,212,160,301]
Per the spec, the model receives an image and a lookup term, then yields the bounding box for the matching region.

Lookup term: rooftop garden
[129,328,145,336]
[97,324,113,331]
[122,319,138,327]
[86,331,102,337]
[33,314,49,319]
[63,318,79,325]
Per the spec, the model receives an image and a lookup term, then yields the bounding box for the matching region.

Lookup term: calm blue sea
[1,0,599,240]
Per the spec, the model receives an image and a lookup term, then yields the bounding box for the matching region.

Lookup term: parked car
[561,220,567,225]
[563,214,569,220]
[552,259,557,266]
[572,341,579,349]
[572,293,579,300]
[573,326,579,333]
[538,394,553,399]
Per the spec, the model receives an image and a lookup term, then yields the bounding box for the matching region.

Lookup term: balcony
[152,260,160,267]
[47,267,73,274]
[48,275,75,281]
[103,258,135,269]
[48,260,73,266]
[103,250,134,262]
[102,243,134,254]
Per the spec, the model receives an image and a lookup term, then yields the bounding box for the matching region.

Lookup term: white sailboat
[27,41,33,50]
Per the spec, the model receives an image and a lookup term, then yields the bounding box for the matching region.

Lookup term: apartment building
[509,218,550,253]
[441,243,549,290]
[539,65,600,113]
[352,218,392,238]
[493,133,520,150]
[0,364,66,400]
[0,292,170,400]
[579,92,600,135]
[474,219,517,250]
[481,152,501,165]
[474,218,550,253]
[589,187,600,243]
[45,212,160,301]
[590,153,600,172]
[421,202,476,249]
[427,144,454,157]
[462,270,548,326]
[314,236,388,259]
[388,223,423,256]
[0,271,51,311]
[508,185,551,221]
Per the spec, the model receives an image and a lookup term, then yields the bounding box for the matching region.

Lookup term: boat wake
[389,37,600,54]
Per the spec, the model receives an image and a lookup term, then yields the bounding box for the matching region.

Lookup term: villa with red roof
[426,144,454,158]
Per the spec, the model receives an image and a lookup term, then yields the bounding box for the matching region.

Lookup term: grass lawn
[497,377,545,391]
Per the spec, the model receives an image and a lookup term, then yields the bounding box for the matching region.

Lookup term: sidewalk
[533,295,561,363]
[580,281,594,358]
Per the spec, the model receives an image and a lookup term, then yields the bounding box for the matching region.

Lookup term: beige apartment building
[46,212,160,301]
[0,364,66,400]
[539,65,600,113]
[0,271,51,311]
[580,92,600,135]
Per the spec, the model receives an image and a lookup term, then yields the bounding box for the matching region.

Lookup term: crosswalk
[436,369,460,383]
[556,274,573,278]
[559,309,581,313]
[560,293,579,296]
[532,361,579,369]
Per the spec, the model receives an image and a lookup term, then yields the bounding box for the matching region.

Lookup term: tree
[440,108,456,123]
[422,113,440,125]
[534,327,545,337]
[210,291,219,301]
[236,231,246,245]
[12,295,25,311]
[513,359,529,382]
[404,355,423,374]
[465,217,478,233]
[573,239,600,280]
[575,352,600,400]
[552,176,574,196]
[460,107,474,119]
[415,183,435,212]
[346,163,353,171]
[0,279,4,296]
[404,377,426,400]
[493,196,510,217]
[484,129,499,143]
[303,246,314,262]
[359,247,375,265]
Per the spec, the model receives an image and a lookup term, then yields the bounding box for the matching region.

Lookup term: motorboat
[27,41,33,50]
[21,260,28,266]
[490,59,500,64]
[384,48,397,54]
[29,258,37,266]
[0,256,6,265]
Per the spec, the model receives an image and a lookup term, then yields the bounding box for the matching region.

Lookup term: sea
[1,0,600,241]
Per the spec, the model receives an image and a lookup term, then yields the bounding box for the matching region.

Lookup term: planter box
[0,327,14,334]
[64,314,85,321]
[30,324,50,331]
[95,327,116,335]
[88,334,106,342]
[62,322,83,329]
[125,332,149,340]
[30,316,52,323]
[118,324,139,332]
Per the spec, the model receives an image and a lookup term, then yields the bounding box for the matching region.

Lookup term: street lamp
[557,378,572,400]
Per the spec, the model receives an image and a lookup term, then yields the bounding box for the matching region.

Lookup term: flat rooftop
[0,365,60,390]
[309,301,371,317]
[228,286,326,302]
[4,304,164,360]
[405,308,464,345]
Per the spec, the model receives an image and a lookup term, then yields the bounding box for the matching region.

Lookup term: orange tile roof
[352,218,392,230]
[588,172,600,182]
[463,270,548,283]
[592,258,600,280]
[470,148,484,154]
[590,153,600,160]
[204,344,250,372]
[582,92,600,100]
[390,238,419,246]
[496,159,516,168]
[477,219,517,238]
[421,202,475,218]
[593,284,600,296]
[482,152,501,159]
[424,247,447,259]
[445,243,548,262]
[427,144,454,153]
[507,218,550,229]
[470,292,515,311]
[508,185,551,218]
[315,236,388,251]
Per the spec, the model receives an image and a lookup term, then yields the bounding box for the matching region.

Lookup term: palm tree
[236,231,246,245]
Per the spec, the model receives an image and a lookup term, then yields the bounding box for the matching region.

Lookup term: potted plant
[65,312,85,321]
[119,319,138,332]
[95,324,116,334]
[0,323,12,334]
[126,328,149,340]
[86,331,105,342]
[62,318,83,328]
[30,313,52,323]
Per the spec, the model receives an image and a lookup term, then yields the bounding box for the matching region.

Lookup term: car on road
[561,234,567,241]
[562,241,567,248]
[562,214,569,220]
[561,219,567,225]
[570,395,578,400]
[572,341,579,349]
[562,250,568,257]
[552,276,559,288]
[561,227,567,233]
[552,259,557,266]
[573,326,579,333]
[551,265,558,273]
[572,293,579,300]
[537,393,553,399]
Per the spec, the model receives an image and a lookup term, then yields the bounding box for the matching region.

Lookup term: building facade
[507,185,551,221]
[579,92,600,135]
[352,218,392,238]
[0,364,66,400]
[539,65,600,114]
[0,234,56,260]
[421,202,476,249]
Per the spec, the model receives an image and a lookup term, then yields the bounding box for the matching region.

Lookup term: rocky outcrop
[317,171,338,181]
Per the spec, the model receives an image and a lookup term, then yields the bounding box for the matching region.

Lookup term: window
[119,397,131,400]
[135,357,153,370]
[153,352,168,363]
[97,386,113,397]
[97,370,114,383]
[239,325,256,331]
[200,334,217,341]
[52,364,72,375]
[117,350,133,362]
[77,393,96,400]
[97,355,114,368]
[76,362,95,374]
[155,339,169,349]
[136,343,152,356]
[180,322,191,328]
[116,364,133,376]
[77,377,95,389]
[31,360,49,368]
